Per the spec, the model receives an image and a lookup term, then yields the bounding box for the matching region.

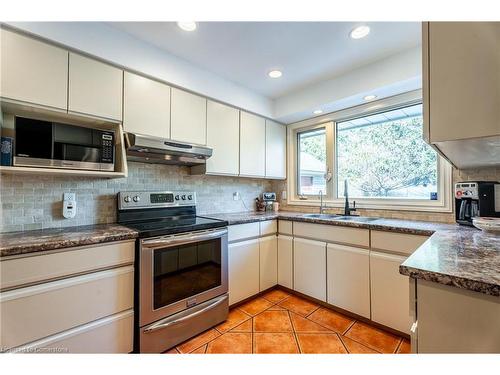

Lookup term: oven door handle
[141,228,227,249]
[143,295,228,334]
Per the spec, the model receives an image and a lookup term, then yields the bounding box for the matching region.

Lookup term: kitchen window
[297,128,327,196]
[288,92,452,212]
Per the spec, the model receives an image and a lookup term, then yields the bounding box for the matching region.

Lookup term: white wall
[7,22,274,118]
[273,47,422,123]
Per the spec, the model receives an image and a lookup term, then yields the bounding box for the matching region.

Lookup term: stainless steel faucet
[343,180,357,216]
[319,190,325,214]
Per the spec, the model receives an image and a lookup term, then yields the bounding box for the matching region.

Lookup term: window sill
[287,198,453,213]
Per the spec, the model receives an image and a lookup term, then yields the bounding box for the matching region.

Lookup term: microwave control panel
[455,182,479,199]
[101,133,114,163]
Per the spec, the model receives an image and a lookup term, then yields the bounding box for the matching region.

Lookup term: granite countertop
[205,211,500,297]
[205,211,449,235]
[0,224,138,258]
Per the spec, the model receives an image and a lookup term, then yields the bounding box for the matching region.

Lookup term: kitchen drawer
[0,266,134,350]
[371,230,429,256]
[260,220,277,236]
[278,220,293,235]
[0,240,135,291]
[11,310,134,354]
[228,222,260,242]
[293,222,369,247]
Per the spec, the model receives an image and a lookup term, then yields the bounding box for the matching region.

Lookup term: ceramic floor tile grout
[342,320,357,335]
[393,338,404,354]
[302,313,345,334]
[335,333,349,353]
[339,334,383,354]
[173,295,407,354]
[338,335,350,353]
[304,305,321,318]
[288,310,303,354]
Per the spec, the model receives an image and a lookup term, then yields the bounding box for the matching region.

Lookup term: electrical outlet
[233,192,240,201]
[63,192,76,219]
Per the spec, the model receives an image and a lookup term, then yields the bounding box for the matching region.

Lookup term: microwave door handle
[141,228,227,249]
[143,295,228,334]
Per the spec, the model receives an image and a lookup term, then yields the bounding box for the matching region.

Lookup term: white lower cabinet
[327,243,370,319]
[370,251,411,333]
[0,266,134,349]
[277,235,293,289]
[259,236,278,291]
[293,238,326,302]
[228,239,260,305]
[14,310,133,354]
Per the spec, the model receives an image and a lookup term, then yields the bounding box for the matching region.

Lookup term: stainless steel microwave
[13,116,115,171]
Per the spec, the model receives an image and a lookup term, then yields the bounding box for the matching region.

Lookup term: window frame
[295,123,334,200]
[287,90,453,212]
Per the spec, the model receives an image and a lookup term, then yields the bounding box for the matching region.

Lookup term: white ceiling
[109,22,421,100]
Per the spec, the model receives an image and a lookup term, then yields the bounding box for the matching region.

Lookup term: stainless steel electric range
[117,190,229,353]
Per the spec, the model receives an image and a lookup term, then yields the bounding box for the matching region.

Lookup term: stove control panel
[118,191,196,210]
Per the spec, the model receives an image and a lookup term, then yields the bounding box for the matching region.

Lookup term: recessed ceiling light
[268,70,283,78]
[313,109,323,115]
[350,25,370,39]
[177,22,197,31]
[364,94,377,101]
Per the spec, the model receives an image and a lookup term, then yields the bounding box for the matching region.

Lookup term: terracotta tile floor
[168,289,411,354]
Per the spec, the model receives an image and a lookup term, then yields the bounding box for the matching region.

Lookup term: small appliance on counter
[472,217,500,233]
[262,192,277,212]
[455,181,500,226]
[13,116,115,171]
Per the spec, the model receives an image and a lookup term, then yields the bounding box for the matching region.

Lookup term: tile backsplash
[1,162,499,233]
[0,162,272,233]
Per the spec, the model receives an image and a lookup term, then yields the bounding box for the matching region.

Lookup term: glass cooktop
[123,216,227,238]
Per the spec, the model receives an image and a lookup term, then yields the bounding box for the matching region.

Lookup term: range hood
[124,133,212,166]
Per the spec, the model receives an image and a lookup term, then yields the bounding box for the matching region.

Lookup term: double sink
[302,213,379,223]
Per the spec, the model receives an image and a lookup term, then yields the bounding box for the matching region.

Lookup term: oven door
[139,228,228,326]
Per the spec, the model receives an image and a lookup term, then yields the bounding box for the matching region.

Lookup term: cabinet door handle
[143,295,228,334]
[410,322,418,334]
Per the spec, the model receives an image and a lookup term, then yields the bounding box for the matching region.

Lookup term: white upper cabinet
[123,72,171,138]
[424,22,500,143]
[205,100,240,175]
[68,53,123,121]
[239,111,266,177]
[170,88,207,145]
[0,29,68,110]
[265,120,286,179]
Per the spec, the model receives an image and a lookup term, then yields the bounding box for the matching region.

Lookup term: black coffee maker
[455,181,500,226]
